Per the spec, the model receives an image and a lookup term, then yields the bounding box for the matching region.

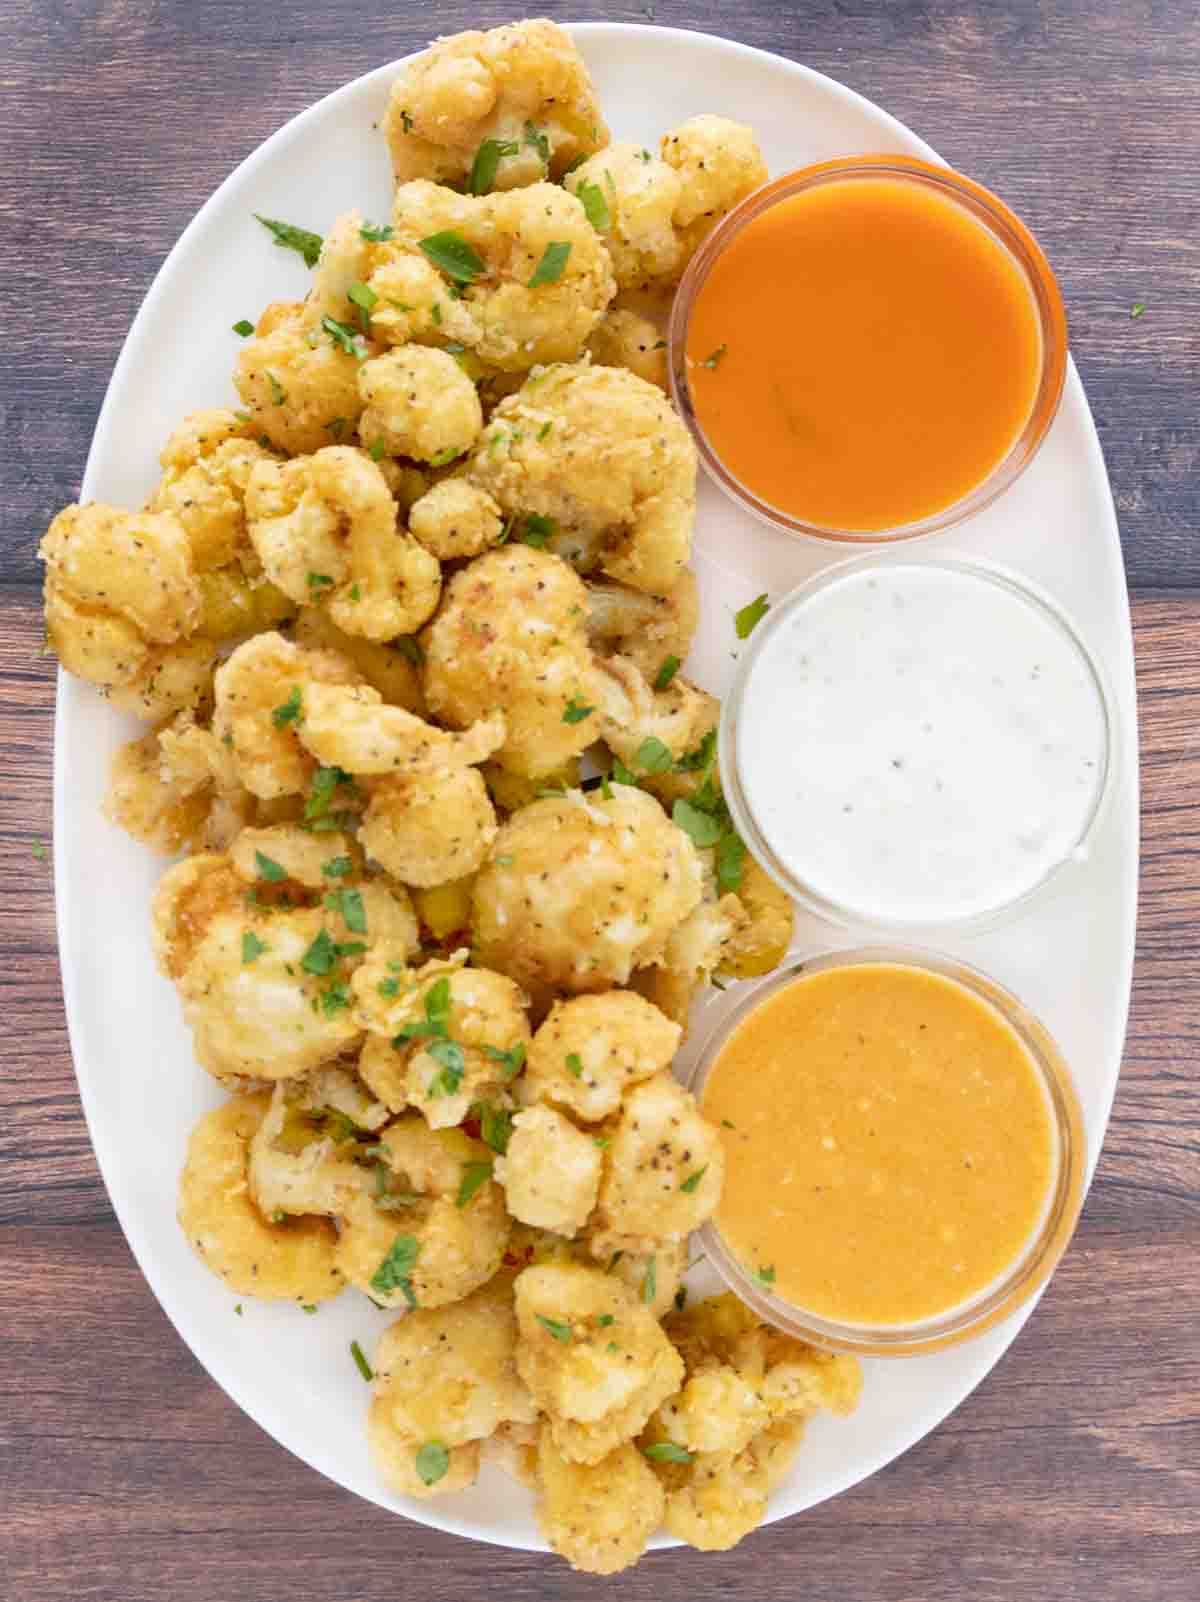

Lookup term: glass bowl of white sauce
[720,555,1116,931]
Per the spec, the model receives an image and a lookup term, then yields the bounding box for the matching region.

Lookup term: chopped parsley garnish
[367,438,386,462]
[475,1101,514,1155]
[595,1313,615,1328]
[370,1233,420,1304]
[675,728,717,775]
[642,1257,657,1304]
[575,179,611,232]
[266,371,287,406]
[255,851,286,882]
[482,1042,526,1079]
[700,342,728,370]
[347,280,378,329]
[468,137,520,195]
[734,592,770,639]
[637,147,653,164]
[672,796,723,849]
[1131,301,1147,319]
[306,571,334,592]
[415,1442,450,1486]
[634,735,673,774]
[254,213,323,268]
[562,696,594,725]
[428,445,465,467]
[304,764,353,823]
[611,756,638,787]
[494,853,514,867]
[418,229,485,285]
[715,829,746,893]
[537,1314,572,1344]
[565,1052,584,1078]
[324,886,366,934]
[31,839,48,863]
[232,318,255,337]
[642,1441,694,1464]
[241,931,268,965]
[393,976,452,1045]
[426,1038,466,1097]
[456,1160,493,1208]
[523,120,551,171]
[679,1165,708,1194]
[528,241,572,287]
[349,1339,373,1382]
[537,420,552,441]
[377,977,401,998]
[234,1303,243,1315]
[322,314,367,357]
[756,1264,777,1286]
[301,929,338,976]
[322,856,353,879]
[271,685,303,727]
[607,1251,624,1272]
[360,220,394,242]
[301,1304,318,1314]
[430,301,442,326]
[653,655,680,691]
[326,417,347,438]
[520,512,557,548]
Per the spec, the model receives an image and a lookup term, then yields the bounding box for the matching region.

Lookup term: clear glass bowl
[687,947,1087,1357]
[668,154,1069,544]
[719,552,1116,934]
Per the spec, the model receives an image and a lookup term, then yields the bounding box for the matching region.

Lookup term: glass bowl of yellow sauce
[668,155,1068,543]
[688,948,1086,1355]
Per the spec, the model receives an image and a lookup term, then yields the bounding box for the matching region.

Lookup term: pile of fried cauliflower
[40,19,861,1571]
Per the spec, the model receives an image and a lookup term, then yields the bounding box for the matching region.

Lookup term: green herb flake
[642,1441,695,1464]
[271,685,303,727]
[414,1441,450,1486]
[255,851,286,883]
[324,886,367,934]
[377,977,401,998]
[368,438,386,462]
[350,1339,373,1382]
[267,371,287,406]
[642,1257,657,1304]
[235,1303,243,1316]
[607,1251,624,1272]
[300,929,337,977]
[680,1164,708,1194]
[735,593,770,639]
[756,1264,777,1287]
[635,735,673,774]
[468,137,521,195]
[715,828,746,893]
[370,1233,420,1302]
[428,445,465,467]
[565,1052,584,1079]
[418,229,486,285]
[575,179,611,232]
[456,1160,494,1208]
[241,931,268,965]
[326,416,347,438]
[301,1303,318,1314]
[528,241,572,287]
[700,342,728,370]
[306,571,334,592]
[425,1038,466,1097]
[673,797,723,849]
[348,280,377,313]
[523,120,551,171]
[611,756,638,787]
[31,839,48,863]
[520,512,557,548]
[360,221,394,242]
[493,853,515,867]
[232,318,255,337]
[254,214,323,268]
[476,1101,515,1156]
[1131,301,1147,319]
[537,420,552,441]
[537,1314,572,1344]
[322,855,353,879]
[322,313,367,357]
[595,1313,615,1328]
[482,1042,526,1079]
[653,655,681,691]
[563,695,595,725]
[430,301,442,326]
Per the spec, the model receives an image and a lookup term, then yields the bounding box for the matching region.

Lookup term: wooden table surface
[2,3,1197,1598]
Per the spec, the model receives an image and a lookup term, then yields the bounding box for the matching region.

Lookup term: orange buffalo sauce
[700,964,1055,1327]
[685,175,1044,531]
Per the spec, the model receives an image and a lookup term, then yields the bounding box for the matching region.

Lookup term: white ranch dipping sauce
[732,561,1109,925]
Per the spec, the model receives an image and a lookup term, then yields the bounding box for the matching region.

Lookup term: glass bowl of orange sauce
[687,947,1086,1356]
[668,155,1068,542]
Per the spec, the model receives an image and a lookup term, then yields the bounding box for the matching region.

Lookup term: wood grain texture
[1,3,1197,1599]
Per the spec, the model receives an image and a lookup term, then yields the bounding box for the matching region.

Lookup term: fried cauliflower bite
[358,347,483,465]
[104,712,255,854]
[246,445,441,643]
[717,856,794,980]
[177,1092,345,1302]
[370,1405,481,1500]
[383,19,608,191]
[40,502,206,703]
[360,764,498,887]
[659,114,768,256]
[596,654,719,774]
[465,362,697,596]
[421,545,599,780]
[409,874,475,942]
[292,607,425,713]
[234,299,368,457]
[146,409,278,573]
[296,680,505,777]
[407,479,503,561]
[383,180,615,371]
[335,1116,510,1309]
[227,822,358,888]
[565,141,684,290]
[594,1074,724,1249]
[371,1275,535,1452]
[212,632,361,800]
[585,571,699,686]
[523,992,681,1123]
[514,1262,684,1465]
[351,952,529,1128]
[656,1365,770,1458]
[472,787,704,994]
[246,1080,370,1220]
[598,1237,687,1322]
[585,305,668,390]
[536,1428,665,1576]
[659,1445,768,1552]
[495,1104,601,1235]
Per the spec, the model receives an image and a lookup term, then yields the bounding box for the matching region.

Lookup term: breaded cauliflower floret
[335,1117,510,1309]
[246,445,441,642]
[472,787,704,993]
[523,992,681,1123]
[408,479,503,561]
[586,305,668,390]
[360,765,498,888]
[659,1446,768,1552]
[372,1274,535,1449]
[595,1236,687,1322]
[104,713,254,855]
[246,1080,370,1220]
[382,181,615,371]
[660,114,768,256]
[150,852,242,979]
[536,1428,665,1576]
[585,571,699,686]
[40,502,205,706]
[495,1104,602,1235]
[421,545,600,780]
[358,347,483,465]
[234,299,368,457]
[369,1402,480,1500]
[296,681,505,777]
[595,1074,724,1248]
[292,607,425,713]
[657,1365,770,1458]
[514,1262,684,1464]
[212,632,361,800]
[227,822,356,889]
[566,141,684,290]
[177,1092,345,1302]
[596,654,719,773]
[383,19,608,191]
[147,409,277,573]
[466,362,696,596]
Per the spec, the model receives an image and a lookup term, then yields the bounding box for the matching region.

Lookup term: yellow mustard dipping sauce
[701,963,1056,1327]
